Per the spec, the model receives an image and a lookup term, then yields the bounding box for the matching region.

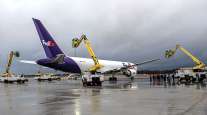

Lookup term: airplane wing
[103,59,160,74]
[19,60,37,64]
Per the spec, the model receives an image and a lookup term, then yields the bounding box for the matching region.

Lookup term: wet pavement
[0,78,207,115]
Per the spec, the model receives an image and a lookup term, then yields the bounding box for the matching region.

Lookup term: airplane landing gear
[130,76,134,81]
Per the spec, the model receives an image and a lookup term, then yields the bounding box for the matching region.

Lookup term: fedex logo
[42,40,56,47]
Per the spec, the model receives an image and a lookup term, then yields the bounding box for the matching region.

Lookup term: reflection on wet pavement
[0,79,207,115]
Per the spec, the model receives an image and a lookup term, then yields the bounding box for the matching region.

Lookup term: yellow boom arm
[72,35,103,72]
[3,51,20,77]
[165,44,205,69]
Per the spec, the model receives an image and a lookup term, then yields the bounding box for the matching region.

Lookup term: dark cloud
[0,0,207,73]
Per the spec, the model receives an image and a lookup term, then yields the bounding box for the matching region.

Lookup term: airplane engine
[123,69,137,77]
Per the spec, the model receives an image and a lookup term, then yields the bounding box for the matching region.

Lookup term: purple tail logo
[42,40,56,47]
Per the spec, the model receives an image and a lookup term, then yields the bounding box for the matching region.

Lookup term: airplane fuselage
[36,56,137,76]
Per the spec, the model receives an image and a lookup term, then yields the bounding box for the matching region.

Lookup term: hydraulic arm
[72,34,103,72]
[3,51,20,77]
[165,44,205,70]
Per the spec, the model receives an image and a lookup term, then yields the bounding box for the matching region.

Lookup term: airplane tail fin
[32,18,64,58]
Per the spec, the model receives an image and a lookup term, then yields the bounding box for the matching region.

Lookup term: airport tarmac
[0,78,207,115]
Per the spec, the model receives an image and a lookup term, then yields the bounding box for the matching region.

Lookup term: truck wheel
[4,80,8,83]
[82,79,87,87]
[17,80,21,84]
[82,82,87,87]
[98,82,102,86]
[87,82,91,86]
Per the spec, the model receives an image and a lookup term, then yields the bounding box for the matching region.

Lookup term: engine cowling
[123,69,137,77]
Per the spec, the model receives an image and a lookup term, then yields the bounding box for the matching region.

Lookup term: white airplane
[20,18,159,86]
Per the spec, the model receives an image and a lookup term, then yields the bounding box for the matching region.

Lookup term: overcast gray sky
[0,0,207,74]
